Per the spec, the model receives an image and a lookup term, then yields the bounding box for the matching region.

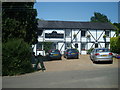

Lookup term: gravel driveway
[42,55,118,72]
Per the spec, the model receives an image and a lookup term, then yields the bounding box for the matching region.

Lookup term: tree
[90,12,110,22]
[2,38,34,76]
[113,23,120,36]
[110,37,120,54]
[2,2,39,44]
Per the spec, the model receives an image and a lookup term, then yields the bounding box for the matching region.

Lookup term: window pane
[105,43,109,48]
[105,31,110,37]
[81,43,86,50]
[66,42,71,47]
[81,31,86,37]
[66,29,70,37]
[37,42,42,50]
[95,43,98,48]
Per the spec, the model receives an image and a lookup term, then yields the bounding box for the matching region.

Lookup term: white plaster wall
[81,51,87,54]
[45,38,64,41]
[66,38,71,42]
[71,29,80,42]
[71,43,75,48]
[111,30,116,37]
[81,37,87,42]
[88,43,94,49]
[58,43,65,54]
[35,29,116,55]
[38,36,44,42]
[87,30,96,42]
[38,37,64,42]
[37,51,45,56]
[106,37,110,42]
[100,43,105,48]
[78,43,81,54]
[97,30,104,42]
[32,44,37,55]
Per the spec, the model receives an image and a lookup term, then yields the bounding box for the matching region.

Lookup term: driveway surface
[2,55,119,88]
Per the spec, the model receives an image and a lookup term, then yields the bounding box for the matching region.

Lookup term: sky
[34,2,118,23]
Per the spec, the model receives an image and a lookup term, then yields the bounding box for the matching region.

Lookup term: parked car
[47,49,62,60]
[64,48,79,59]
[112,53,120,59]
[116,54,120,59]
[90,48,113,63]
[112,53,118,58]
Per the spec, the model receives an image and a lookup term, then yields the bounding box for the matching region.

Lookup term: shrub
[103,35,107,38]
[42,42,53,53]
[87,48,94,54]
[110,36,120,54]
[2,38,34,76]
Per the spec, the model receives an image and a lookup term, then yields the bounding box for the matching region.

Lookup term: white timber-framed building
[33,20,116,56]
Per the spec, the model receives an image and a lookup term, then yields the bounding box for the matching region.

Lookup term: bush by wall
[42,42,53,53]
[87,48,94,54]
[2,38,34,76]
[110,36,120,54]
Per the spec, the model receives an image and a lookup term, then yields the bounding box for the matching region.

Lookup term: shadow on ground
[93,61,113,64]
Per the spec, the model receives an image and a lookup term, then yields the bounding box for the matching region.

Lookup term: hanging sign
[45,31,64,38]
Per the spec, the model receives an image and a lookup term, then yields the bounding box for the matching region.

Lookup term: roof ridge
[38,20,110,24]
[39,20,91,23]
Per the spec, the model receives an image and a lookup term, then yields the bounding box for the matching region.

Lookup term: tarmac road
[2,55,119,88]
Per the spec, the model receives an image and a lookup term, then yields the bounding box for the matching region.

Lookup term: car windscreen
[96,49,109,53]
[68,49,78,52]
[51,50,59,53]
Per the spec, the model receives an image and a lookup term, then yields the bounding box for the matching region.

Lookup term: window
[95,43,98,48]
[81,31,86,37]
[105,43,109,48]
[52,43,57,49]
[66,42,71,47]
[81,43,86,50]
[37,42,42,50]
[75,43,78,48]
[65,29,70,37]
[105,31,110,37]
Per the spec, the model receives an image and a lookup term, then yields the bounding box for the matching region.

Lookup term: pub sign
[45,31,64,38]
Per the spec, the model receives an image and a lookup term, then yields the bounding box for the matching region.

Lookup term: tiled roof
[38,20,116,30]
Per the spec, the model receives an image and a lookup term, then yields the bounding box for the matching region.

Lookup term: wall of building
[33,29,116,56]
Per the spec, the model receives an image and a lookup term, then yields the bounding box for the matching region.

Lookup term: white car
[90,48,113,63]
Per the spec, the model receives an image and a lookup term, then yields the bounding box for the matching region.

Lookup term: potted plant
[103,35,107,38]
[86,34,91,38]
[73,34,77,38]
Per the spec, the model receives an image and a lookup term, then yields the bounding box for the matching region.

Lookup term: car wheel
[76,56,79,59]
[93,60,96,63]
[109,61,113,64]
[59,57,62,60]
[66,56,69,59]
[90,56,93,60]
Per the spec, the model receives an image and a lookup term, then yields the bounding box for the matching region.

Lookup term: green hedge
[2,38,34,76]
[110,36,120,54]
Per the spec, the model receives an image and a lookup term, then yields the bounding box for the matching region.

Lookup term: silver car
[90,48,113,63]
